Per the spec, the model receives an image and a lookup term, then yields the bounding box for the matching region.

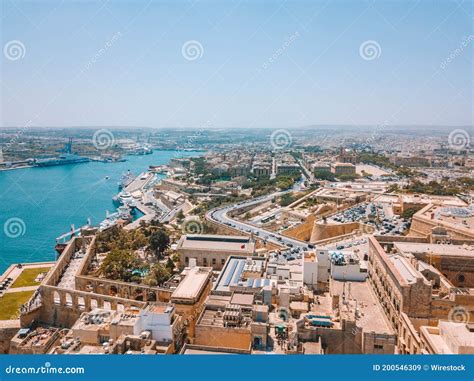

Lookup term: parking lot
[328,202,410,236]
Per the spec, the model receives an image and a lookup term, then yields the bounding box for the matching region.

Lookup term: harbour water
[0,150,201,273]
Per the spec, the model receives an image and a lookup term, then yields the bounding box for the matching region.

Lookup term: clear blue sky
[1,0,473,128]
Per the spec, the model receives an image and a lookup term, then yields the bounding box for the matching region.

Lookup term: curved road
[206,189,310,250]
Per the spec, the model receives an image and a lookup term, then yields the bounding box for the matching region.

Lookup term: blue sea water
[0,150,201,273]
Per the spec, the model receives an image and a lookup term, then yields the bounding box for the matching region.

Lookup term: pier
[124,201,156,230]
[125,172,154,193]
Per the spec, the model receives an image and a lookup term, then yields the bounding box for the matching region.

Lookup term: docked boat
[35,154,90,167]
[118,170,135,189]
[99,206,133,231]
[35,138,89,167]
[127,144,153,155]
[112,191,136,207]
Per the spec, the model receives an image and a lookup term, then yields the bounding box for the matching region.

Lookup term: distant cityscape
[0,125,472,355]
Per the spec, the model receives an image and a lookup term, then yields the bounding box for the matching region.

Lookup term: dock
[124,201,156,230]
[125,172,154,193]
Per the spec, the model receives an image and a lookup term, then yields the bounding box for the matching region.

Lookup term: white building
[303,252,318,287]
[327,250,368,282]
[316,250,331,283]
[134,304,175,343]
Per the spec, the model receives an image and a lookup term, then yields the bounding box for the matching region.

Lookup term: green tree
[336,173,359,181]
[100,249,143,282]
[280,193,295,207]
[401,207,419,219]
[387,184,399,193]
[149,230,170,259]
[176,210,185,221]
[166,257,175,273]
[145,263,171,286]
[314,170,335,181]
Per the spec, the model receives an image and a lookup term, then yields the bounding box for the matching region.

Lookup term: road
[206,187,310,250]
[296,158,315,183]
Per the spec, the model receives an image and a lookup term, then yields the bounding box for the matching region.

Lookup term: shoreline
[0,149,205,173]
[0,150,203,273]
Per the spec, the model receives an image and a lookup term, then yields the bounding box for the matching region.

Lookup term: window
[212,258,216,265]
[458,274,465,283]
[221,259,226,265]
[185,257,189,263]
[65,293,73,307]
[374,344,384,349]
[53,291,61,305]
[203,258,207,265]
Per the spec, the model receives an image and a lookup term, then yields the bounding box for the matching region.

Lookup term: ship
[35,138,90,167]
[99,206,133,231]
[127,144,153,155]
[118,170,135,189]
[112,191,136,207]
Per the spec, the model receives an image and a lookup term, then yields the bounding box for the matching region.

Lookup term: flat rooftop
[178,234,255,253]
[394,242,474,258]
[181,344,249,354]
[171,267,212,301]
[198,307,252,329]
[214,256,267,293]
[73,309,139,331]
[183,348,235,354]
[422,322,474,354]
[388,254,420,284]
[230,293,254,306]
[16,327,59,348]
[147,303,174,314]
[418,204,474,232]
[331,280,394,335]
[439,321,474,349]
[401,194,466,206]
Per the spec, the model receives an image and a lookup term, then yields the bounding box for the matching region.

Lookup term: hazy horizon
[1,124,472,131]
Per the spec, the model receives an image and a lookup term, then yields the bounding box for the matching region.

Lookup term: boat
[112,191,136,207]
[35,154,90,167]
[105,176,110,180]
[127,144,153,155]
[117,205,133,222]
[99,206,132,231]
[55,219,92,254]
[118,170,135,189]
[35,138,90,167]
